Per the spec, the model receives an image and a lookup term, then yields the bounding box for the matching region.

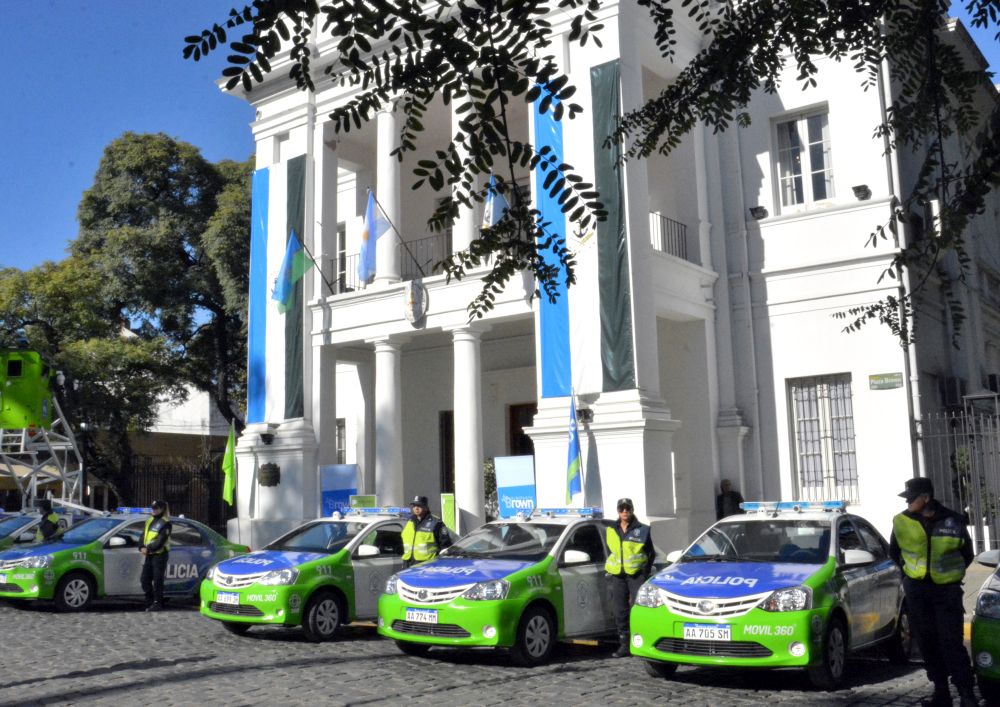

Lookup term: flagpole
[299,237,337,296]
[370,189,427,279]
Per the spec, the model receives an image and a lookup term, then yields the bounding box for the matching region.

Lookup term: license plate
[683,623,731,641]
[405,608,438,624]
[217,591,240,606]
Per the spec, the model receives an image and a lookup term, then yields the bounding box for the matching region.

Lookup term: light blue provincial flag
[567,398,582,503]
[482,174,510,228]
[358,191,390,283]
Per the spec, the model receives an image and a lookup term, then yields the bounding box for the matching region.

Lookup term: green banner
[440,493,457,534]
[349,495,378,508]
[284,155,306,419]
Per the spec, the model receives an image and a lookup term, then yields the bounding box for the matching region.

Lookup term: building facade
[225,3,1000,549]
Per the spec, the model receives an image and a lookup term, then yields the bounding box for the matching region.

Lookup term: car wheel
[643,659,678,678]
[395,640,431,657]
[808,616,847,690]
[54,572,95,612]
[221,621,251,636]
[510,605,556,667]
[980,675,1000,704]
[885,604,912,664]
[301,591,343,642]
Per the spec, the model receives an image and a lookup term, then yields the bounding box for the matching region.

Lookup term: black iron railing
[649,212,689,261]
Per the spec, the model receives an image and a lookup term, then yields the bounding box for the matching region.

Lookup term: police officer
[401,495,452,567]
[34,499,60,542]
[605,497,655,658]
[889,478,978,707]
[139,500,172,612]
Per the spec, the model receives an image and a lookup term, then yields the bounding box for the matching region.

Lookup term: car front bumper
[198,581,304,626]
[377,592,525,647]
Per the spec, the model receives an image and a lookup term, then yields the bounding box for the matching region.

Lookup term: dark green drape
[284,155,305,419]
[591,60,635,392]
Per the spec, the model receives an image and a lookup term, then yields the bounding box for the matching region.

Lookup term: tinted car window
[106,521,145,548]
[564,524,606,563]
[360,524,403,556]
[171,523,205,547]
[64,518,127,545]
[837,519,864,558]
[682,520,830,563]
[853,519,889,560]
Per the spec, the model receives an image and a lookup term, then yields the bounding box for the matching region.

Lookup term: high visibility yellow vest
[144,517,170,555]
[402,517,439,562]
[35,513,59,542]
[892,512,966,584]
[605,524,650,576]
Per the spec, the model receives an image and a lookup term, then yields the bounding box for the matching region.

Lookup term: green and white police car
[199,508,409,641]
[0,508,248,611]
[377,508,617,666]
[630,501,908,689]
[971,549,1000,702]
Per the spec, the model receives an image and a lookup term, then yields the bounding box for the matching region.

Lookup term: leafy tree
[73,132,252,427]
[187,0,999,339]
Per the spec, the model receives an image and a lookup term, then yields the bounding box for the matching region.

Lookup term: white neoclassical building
[226,3,1000,549]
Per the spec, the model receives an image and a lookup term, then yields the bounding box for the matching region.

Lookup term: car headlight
[462,579,510,601]
[384,573,399,595]
[257,568,298,586]
[759,585,812,612]
[977,589,1000,619]
[18,555,52,569]
[635,581,667,608]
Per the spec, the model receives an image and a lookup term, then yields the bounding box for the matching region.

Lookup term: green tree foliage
[73,132,252,428]
[188,0,999,338]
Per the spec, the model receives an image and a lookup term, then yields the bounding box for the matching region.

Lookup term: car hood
[0,542,84,560]
[650,561,824,598]
[399,558,536,587]
[215,550,329,575]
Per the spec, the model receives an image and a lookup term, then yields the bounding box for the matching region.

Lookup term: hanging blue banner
[494,456,537,518]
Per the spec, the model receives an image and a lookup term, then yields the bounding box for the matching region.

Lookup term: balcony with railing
[334,232,452,295]
[649,212,691,262]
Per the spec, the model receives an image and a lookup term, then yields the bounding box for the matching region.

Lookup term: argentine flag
[566,398,582,503]
[358,191,391,283]
[482,174,510,228]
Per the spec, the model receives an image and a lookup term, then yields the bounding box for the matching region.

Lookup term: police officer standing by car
[402,495,452,567]
[34,499,60,542]
[139,500,172,612]
[605,497,655,658]
[890,478,978,706]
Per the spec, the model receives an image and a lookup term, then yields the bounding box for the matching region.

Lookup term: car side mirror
[977,549,1000,568]
[665,550,683,564]
[17,532,35,543]
[562,549,591,565]
[843,548,875,566]
[107,536,127,548]
[356,544,380,558]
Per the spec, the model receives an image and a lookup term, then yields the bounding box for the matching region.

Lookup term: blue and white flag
[566,397,582,503]
[482,174,510,228]
[358,191,391,283]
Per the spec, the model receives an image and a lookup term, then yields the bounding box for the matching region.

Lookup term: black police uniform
[606,510,654,657]
[140,512,172,609]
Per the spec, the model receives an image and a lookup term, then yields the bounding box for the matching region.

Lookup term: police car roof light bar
[532,507,604,519]
[740,500,846,514]
[347,506,410,516]
[116,506,154,515]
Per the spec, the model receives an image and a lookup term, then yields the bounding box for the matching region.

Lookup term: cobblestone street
[0,599,949,706]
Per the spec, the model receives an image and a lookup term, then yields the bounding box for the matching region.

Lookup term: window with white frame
[775,110,834,209]
[788,374,859,503]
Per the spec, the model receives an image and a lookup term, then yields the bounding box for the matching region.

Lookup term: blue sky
[1,2,996,272]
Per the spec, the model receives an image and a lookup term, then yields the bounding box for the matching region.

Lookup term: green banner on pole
[869,373,904,390]
[349,494,377,508]
[441,493,456,534]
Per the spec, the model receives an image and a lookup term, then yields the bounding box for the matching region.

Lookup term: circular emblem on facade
[288,594,302,612]
[417,589,428,601]
[403,281,428,326]
[697,600,715,615]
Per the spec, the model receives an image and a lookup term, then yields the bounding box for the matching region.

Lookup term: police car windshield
[0,516,34,537]
[59,518,123,545]
[681,520,831,564]
[443,523,564,561]
[266,521,369,554]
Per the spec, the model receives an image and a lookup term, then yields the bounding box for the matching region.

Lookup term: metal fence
[333,233,451,294]
[920,410,1000,551]
[649,212,690,262]
[129,456,234,536]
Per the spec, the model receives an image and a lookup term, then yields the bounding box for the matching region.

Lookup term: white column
[314,122,339,300]
[452,325,488,532]
[693,122,712,269]
[376,105,401,284]
[451,102,479,253]
[372,337,403,504]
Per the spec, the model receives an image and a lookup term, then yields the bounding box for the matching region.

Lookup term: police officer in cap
[890,477,978,706]
[402,495,452,567]
[139,500,172,611]
[605,497,655,658]
[34,499,60,543]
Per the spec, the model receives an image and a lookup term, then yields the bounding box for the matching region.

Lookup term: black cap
[410,495,429,509]
[616,497,634,511]
[37,499,52,513]
[899,478,934,502]
[151,500,168,512]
